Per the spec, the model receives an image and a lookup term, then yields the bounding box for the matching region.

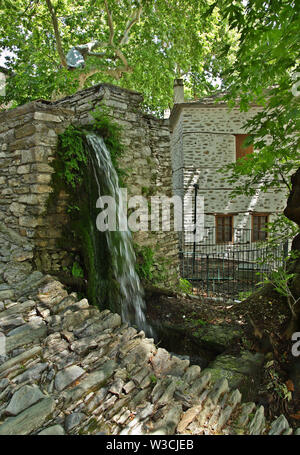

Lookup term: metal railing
[179,228,288,299]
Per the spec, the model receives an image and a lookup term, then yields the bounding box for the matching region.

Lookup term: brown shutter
[235,134,253,160]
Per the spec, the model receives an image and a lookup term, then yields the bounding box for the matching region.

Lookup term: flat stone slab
[55,365,85,391]
[205,351,264,401]
[65,412,86,431]
[62,360,116,404]
[5,319,47,353]
[192,324,243,353]
[38,425,65,435]
[5,384,45,416]
[0,397,56,435]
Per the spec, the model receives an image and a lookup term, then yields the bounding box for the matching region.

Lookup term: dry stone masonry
[0,83,179,288]
[0,83,298,435]
[0,230,298,435]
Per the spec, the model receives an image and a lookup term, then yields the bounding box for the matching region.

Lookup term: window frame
[251,213,269,242]
[235,134,254,161]
[215,214,234,244]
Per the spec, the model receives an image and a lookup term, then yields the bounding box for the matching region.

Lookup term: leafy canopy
[216,0,300,197]
[0,0,236,112]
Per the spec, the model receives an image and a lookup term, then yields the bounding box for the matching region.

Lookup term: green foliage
[258,250,300,318]
[149,374,157,385]
[89,108,126,184]
[71,261,84,279]
[49,112,125,312]
[178,278,192,294]
[55,108,125,193]
[238,290,253,301]
[0,0,237,113]
[195,318,206,327]
[216,0,300,199]
[135,245,155,282]
[57,125,87,188]
[265,360,292,402]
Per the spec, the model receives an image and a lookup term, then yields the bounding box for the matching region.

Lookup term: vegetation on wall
[134,243,172,288]
[48,108,124,312]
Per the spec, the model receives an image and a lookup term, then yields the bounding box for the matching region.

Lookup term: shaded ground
[145,285,300,426]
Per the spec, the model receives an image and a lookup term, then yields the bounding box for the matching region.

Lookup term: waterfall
[85,133,152,336]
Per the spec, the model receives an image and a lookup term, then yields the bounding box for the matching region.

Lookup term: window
[235,134,253,161]
[252,214,269,241]
[216,215,233,243]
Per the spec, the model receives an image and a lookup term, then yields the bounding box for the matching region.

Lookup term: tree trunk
[284,167,300,300]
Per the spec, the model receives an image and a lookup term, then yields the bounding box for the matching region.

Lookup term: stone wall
[0,262,298,435]
[0,84,179,287]
[170,102,287,240]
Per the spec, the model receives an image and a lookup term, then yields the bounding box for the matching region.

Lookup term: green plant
[195,318,206,327]
[265,360,292,402]
[238,291,253,301]
[72,261,84,279]
[48,112,126,312]
[150,374,157,385]
[135,245,155,282]
[57,125,87,188]
[178,278,192,294]
[89,108,126,184]
[259,251,300,321]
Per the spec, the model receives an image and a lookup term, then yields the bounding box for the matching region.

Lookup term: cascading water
[85,133,153,336]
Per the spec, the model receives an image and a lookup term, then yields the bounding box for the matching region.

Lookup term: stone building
[169,80,287,248]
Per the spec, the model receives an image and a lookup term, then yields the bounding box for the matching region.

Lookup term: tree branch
[119,5,143,46]
[104,0,115,46]
[279,171,292,191]
[45,0,67,67]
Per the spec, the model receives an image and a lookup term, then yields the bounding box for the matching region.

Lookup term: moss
[47,109,125,314]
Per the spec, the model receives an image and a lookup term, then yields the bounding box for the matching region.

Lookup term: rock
[3,262,32,285]
[14,272,45,297]
[192,324,243,353]
[5,384,45,416]
[0,315,25,331]
[12,363,48,384]
[207,378,229,405]
[38,425,65,435]
[37,280,68,306]
[150,403,183,435]
[5,319,47,353]
[204,351,264,401]
[249,406,265,435]
[109,378,124,396]
[0,397,56,435]
[0,300,36,318]
[236,402,256,428]
[55,365,85,391]
[0,378,9,390]
[65,412,86,431]
[177,405,202,433]
[70,336,98,355]
[268,414,290,435]
[0,290,14,300]
[189,371,211,396]
[78,313,121,337]
[0,346,42,374]
[62,360,116,404]
[182,365,201,384]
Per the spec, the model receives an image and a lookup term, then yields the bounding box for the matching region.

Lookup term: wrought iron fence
[179,228,289,300]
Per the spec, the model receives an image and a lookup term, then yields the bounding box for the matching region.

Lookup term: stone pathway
[0,272,299,435]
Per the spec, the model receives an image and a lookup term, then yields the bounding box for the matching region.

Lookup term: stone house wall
[170,101,287,245]
[0,84,179,287]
